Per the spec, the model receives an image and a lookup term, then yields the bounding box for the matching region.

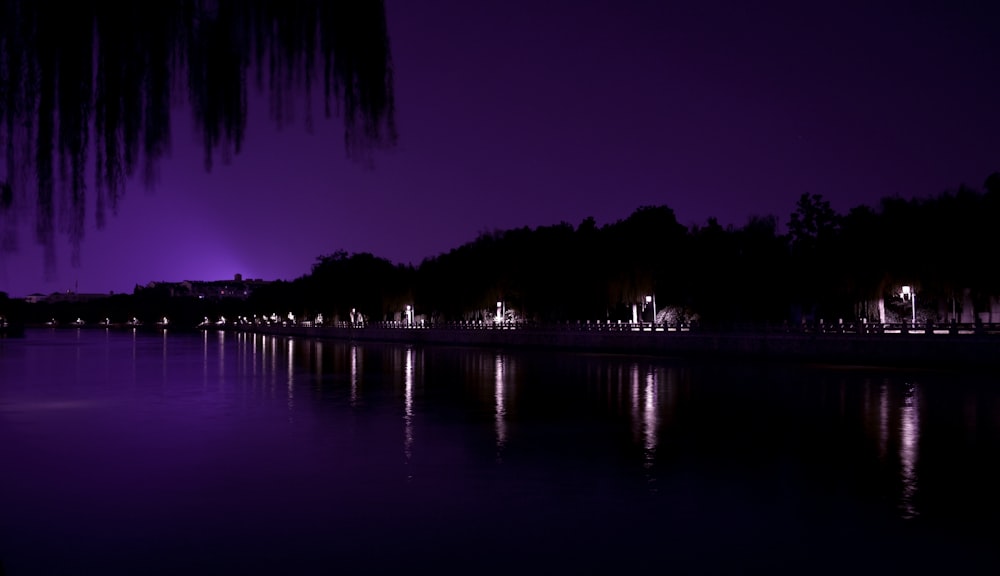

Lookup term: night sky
[1,0,998,297]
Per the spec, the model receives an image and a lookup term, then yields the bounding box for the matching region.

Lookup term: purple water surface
[1,329,999,574]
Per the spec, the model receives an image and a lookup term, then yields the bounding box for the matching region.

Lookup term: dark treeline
[246,173,1000,327]
[5,173,999,328]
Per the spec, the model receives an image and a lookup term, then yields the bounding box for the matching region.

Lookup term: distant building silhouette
[28,291,113,304]
[140,274,271,301]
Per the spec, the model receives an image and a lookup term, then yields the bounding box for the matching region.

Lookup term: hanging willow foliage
[0,0,396,273]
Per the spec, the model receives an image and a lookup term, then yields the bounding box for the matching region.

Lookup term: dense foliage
[262,174,1000,326]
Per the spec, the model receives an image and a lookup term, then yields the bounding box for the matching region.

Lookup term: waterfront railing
[22,317,1000,337]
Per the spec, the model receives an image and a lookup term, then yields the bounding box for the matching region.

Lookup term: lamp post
[901,285,915,327]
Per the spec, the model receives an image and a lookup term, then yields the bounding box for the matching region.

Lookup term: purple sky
[2,0,999,297]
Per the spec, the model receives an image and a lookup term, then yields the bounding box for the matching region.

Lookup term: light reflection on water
[350,343,360,406]
[899,383,920,519]
[1,330,998,574]
[286,338,295,418]
[879,381,890,460]
[404,346,415,466]
[495,353,507,458]
[643,366,658,473]
[628,363,661,483]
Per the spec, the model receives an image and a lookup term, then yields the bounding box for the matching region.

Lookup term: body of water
[1,329,998,574]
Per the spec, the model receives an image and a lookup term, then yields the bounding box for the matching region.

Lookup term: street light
[901,285,916,327]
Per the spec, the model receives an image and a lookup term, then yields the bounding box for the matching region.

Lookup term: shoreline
[14,324,999,371]
[230,325,1000,371]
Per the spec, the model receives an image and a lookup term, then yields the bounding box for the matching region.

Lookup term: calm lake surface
[1,329,998,574]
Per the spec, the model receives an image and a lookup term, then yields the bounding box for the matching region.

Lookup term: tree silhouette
[0,0,395,274]
[787,193,841,320]
[837,204,890,321]
[303,250,412,322]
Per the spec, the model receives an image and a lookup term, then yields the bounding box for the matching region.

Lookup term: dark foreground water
[1,329,999,575]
